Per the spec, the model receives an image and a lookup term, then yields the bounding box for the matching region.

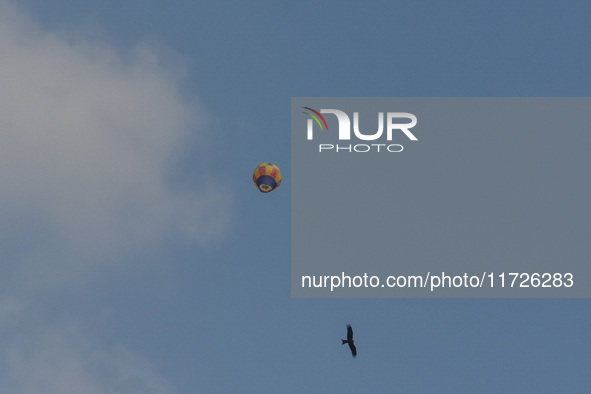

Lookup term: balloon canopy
[253,163,282,193]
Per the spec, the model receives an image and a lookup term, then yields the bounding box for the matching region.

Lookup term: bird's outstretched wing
[349,342,357,358]
[346,325,356,357]
[347,324,353,342]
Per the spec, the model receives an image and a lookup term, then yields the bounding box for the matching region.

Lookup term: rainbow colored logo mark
[302,107,329,131]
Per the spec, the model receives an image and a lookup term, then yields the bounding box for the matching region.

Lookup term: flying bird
[341,324,357,358]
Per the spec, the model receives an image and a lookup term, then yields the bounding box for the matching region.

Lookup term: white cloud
[0,2,231,391]
[6,322,174,394]
[0,1,232,290]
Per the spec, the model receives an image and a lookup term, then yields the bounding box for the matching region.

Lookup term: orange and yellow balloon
[253,163,282,193]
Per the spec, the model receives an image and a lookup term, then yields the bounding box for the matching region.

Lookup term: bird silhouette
[341,324,357,358]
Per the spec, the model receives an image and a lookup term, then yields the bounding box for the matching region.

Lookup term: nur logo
[302,107,418,153]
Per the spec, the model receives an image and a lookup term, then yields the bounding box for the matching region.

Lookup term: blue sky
[1,0,590,392]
